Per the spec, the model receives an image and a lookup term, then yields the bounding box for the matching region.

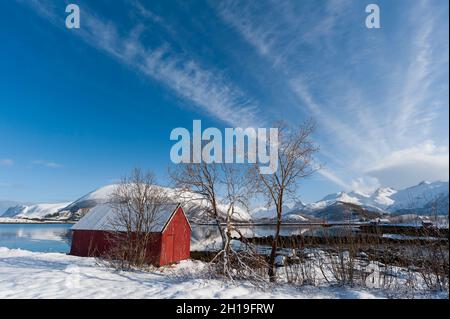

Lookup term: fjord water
[0,223,303,253]
[0,224,72,253]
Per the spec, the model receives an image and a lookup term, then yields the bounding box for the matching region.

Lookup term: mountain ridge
[253,180,448,222]
[1,180,448,222]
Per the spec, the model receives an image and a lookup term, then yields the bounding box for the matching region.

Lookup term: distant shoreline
[0,218,75,225]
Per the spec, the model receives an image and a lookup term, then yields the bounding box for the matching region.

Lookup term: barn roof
[71,203,185,233]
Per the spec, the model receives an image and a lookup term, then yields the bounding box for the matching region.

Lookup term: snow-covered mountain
[251,203,312,222]
[1,181,447,223]
[283,181,449,221]
[300,186,416,213]
[0,200,21,216]
[251,205,291,220]
[2,202,72,219]
[304,201,381,222]
[56,184,252,222]
[387,181,448,213]
[60,184,117,218]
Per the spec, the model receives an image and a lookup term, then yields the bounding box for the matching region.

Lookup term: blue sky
[0,0,448,203]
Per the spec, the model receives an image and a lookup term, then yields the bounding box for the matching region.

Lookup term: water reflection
[191,224,319,251]
[0,224,72,253]
[2,223,419,255]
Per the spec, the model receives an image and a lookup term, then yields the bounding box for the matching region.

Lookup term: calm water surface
[0,223,73,253]
[0,223,358,253]
[1,223,308,253]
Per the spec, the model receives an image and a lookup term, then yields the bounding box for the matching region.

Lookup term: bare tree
[170,162,268,284]
[170,162,227,246]
[214,164,268,285]
[105,168,169,270]
[252,120,318,282]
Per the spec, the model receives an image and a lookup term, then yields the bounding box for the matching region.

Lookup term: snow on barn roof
[71,203,183,233]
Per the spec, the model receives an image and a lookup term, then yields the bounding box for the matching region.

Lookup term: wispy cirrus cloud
[32,160,62,168]
[0,159,14,166]
[14,0,448,195]
[289,77,378,160]
[214,0,449,191]
[215,0,378,181]
[390,0,443,142]
[317,168,351,191]
[18,0,262,128]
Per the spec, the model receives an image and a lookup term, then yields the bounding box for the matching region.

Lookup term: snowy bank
[0,247,446,299]
[0,247,371,299]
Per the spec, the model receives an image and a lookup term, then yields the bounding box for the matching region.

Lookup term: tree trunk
[212,198,227,251]
[223,212,232,274]
[268,201,283,282]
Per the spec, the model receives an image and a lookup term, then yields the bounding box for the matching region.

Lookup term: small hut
[70,203,191,266]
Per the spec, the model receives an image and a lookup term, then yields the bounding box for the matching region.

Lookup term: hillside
[2,203,72,219]
[1,181,447,223]
[282,181,448,220]
[52,184,252,223]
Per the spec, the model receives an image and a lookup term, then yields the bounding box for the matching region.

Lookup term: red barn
[70,203,191,266]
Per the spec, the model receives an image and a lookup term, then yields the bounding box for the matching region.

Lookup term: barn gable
[161,206,191,233]
[72,203,182,233]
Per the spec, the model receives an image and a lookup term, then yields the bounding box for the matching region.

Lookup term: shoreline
[0,218,75,225]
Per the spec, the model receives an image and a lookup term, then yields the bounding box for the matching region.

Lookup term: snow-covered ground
[0,247,446,299]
